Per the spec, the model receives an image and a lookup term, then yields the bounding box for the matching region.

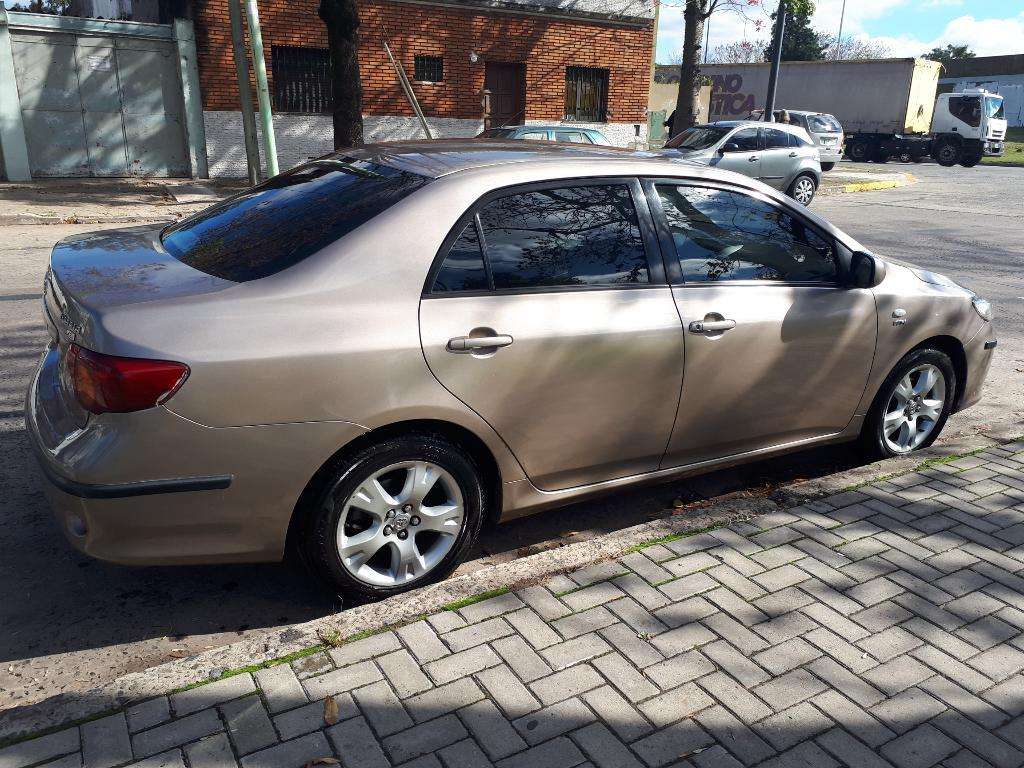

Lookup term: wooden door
[484,62,526,128]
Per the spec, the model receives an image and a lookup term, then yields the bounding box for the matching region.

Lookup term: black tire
[935,139,960,167]
[873,146,891,163]
[959,151,982,168]
[860,348,957,460]
[848,139,872,162]
[303,434,486,599]
[820,162,835,172]
[897,151,912,163]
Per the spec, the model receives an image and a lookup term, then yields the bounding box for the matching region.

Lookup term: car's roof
[703,120,807,134]
[319,140,654,179]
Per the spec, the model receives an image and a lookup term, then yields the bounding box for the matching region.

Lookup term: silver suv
[785,110,844,171]
[660,121,822,205]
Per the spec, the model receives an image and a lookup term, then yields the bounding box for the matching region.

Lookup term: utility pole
[228,0,260,185]
[834,0,846,59]
[703,13,710,64]
[764,0,786,121]
[243,0,279,177]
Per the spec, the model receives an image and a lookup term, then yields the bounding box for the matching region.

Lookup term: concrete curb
[3,422,1021,741]
[0,214,180,226]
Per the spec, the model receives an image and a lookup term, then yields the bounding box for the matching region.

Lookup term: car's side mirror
[720,142,741,154]
[849,251,886,288]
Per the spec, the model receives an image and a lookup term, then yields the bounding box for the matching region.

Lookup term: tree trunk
[670,0,706,137]
[319,0,364,149]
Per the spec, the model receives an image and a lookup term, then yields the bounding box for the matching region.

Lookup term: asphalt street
[0,161,1021,712]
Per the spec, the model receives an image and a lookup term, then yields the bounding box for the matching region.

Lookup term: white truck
[702,58,1008,167]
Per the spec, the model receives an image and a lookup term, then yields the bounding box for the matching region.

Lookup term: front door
[484,62,526,128]
[647,180,877,467]
[712,127,761,180]
[420,180,685,491]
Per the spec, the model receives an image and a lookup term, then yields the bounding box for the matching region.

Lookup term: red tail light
[65,344,190,415]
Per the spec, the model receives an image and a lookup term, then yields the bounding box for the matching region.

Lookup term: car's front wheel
[861,348,956,459]
[788,174,817,205]
[304,434,485,599]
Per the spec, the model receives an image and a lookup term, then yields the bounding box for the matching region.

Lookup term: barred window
[414,55,444,82]
[272,46,333,114]
[565,66,608,122]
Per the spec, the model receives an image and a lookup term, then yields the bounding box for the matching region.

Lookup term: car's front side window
[725,128,760,151]
[655,185,839,284]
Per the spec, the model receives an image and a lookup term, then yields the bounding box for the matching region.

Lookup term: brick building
[194,0,655,175]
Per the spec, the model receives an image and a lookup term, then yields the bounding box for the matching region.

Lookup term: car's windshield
[161,160,429,282]
[807,114,842,133]
[985,96,1005,119]
[666,126,730,151]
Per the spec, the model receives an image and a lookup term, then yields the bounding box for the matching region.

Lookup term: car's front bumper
[27,344,367,565]
[983,140,1004,157]
[956,322,997,412]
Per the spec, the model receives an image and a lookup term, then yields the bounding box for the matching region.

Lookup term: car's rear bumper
[27,344,367,565]
[817,145,843,163]
[956,323,997,413]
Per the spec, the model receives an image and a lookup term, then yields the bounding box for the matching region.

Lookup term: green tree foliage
[766,0,826,62]
[922,44,976,68]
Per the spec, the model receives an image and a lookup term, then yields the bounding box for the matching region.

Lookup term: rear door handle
[747,155,758,162]
[789,151,798,157]
[689,319,737,333]
[447,334,513,352]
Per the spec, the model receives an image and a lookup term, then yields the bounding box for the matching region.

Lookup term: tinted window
[656,185,839,283]
[948,96,981,127]
[479,185,649,289]
[666,126,729,150]
[764,128,789,149]
[788,131,813,148]
[432,221,489,293]
[519,131,549,141]
[162,161,429,282]
[726,128,759,151]
[556,131,590,143]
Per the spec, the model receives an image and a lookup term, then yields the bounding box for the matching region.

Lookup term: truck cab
[930,89,1007,166]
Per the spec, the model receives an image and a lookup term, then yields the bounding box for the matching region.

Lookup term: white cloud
[869,12,1024,57]
[919,0,963,7]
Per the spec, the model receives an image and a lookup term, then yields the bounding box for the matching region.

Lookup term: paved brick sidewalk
[4,443,1024,768]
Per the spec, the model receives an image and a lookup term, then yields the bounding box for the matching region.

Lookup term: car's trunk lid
[45,224,233,351]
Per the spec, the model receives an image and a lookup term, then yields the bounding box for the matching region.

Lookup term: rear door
[758,127,795,189]
[646,179,876,467]
[713,127,761,180]
[420,179,685,491]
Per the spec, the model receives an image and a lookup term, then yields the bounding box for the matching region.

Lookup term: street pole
[763,0,786,121]
[703,13,710,64]
[243,0,278,177]
[228,0,260,185]
[835,0,846,59]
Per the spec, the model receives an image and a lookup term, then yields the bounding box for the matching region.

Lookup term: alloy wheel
[332,461,465,587]
[793,177,815,205]
[882,363,946,453]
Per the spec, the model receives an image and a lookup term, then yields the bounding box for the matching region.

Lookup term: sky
[655,0,1024,64]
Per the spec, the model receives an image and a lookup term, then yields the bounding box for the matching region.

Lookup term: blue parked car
[477,125,612,145]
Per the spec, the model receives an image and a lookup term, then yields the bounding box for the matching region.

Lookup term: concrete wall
[203,110,645,177]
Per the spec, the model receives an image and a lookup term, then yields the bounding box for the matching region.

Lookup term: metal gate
[9,21,190,177]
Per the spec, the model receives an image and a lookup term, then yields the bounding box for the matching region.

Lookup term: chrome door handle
[689,319,736,333]
[447,334,513,352]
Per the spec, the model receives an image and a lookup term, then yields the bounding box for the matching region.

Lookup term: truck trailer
[701,58,1008,167]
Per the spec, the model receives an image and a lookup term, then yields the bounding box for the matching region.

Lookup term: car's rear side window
[161,160,429,282]
[432,221,490,293]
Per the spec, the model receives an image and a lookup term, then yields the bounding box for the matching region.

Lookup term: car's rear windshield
[161,159,430,282]
[807,114,842,132]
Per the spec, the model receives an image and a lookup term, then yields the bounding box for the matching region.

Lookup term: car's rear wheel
[861,348,956,459]
[304,435,485,599]
[788,174,817,205]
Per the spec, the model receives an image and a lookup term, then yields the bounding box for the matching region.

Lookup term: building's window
[272,46,332,114]
[414,55,444,83]
[564,66,609,123]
